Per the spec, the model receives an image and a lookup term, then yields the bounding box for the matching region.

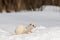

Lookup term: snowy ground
[0,5,60,40]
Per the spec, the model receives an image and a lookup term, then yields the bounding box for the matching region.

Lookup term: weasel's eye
[32,25,34,27]
[33,25,36,28]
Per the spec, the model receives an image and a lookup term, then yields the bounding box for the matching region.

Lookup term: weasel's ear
[29,24,32,25]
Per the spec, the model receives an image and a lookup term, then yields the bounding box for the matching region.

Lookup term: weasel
[14,24,36,35]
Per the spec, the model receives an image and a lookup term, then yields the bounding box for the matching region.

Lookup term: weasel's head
[29,23,36,28]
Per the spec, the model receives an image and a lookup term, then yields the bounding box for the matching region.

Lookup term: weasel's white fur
[15,25,26,35]
[14,24,36,35]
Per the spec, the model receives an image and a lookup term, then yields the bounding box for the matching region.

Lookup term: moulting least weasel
[13,24,36,35]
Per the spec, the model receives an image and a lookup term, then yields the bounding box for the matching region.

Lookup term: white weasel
[15,24,36,35]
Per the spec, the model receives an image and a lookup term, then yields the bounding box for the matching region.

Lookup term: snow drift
[0,26,60,40]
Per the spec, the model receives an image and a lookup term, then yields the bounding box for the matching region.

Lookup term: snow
[43,5,60,12]
[0,11,60,32]
[0,26,60,40]
[0,5,60,40]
